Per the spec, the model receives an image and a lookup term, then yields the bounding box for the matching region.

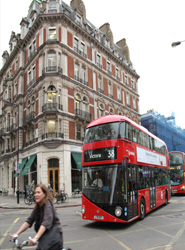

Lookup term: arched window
[31,96,35,112]
[99,104,104,117]
[82,96,88,112]
[75,93,81,110]
[109,108,114,115]
[47,85,56,103]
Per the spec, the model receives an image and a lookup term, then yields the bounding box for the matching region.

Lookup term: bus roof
[86,115,167,146]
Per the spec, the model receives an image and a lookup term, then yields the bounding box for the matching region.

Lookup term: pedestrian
[30,180,35,193]
[48,183,53,193]
[11,184,63,250]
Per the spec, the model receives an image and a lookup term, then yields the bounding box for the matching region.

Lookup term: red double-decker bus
[81,115,171,223]
[169,151,185,194]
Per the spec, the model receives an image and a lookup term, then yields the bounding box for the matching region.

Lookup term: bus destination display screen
[84,147,117,162]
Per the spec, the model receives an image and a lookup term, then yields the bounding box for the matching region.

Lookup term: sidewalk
[0,194,82,209]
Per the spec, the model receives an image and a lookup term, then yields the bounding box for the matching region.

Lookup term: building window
[49,0,56,12]
[74,38,79,51]
[125,75,128,86]
[107,61,111,74]
[109,108,114,115]
[58,88,61,105]
[108,82,113,98]
[97,54,101,64]
[48,52,56,68]
[131,79,135,91]
[117,87,121,102]
[48,85,57,103]
[98,77,103,93]
[49,28,57,40]
[75,94,81,110]
[48,120,56,133]
[116,68,120,80]
[58,52,61,68]
[76,124,82,140]
[133,97,136,111]
[74,63,79,80]
[126,93,130,107]
[82,96,88,112]
[81,42,85,54]
[31,96,35,112]
[76,15,81,25]
[99,104,104,117]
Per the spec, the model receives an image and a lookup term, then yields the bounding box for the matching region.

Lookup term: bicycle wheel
[24,197,30,205]
[63,193,69,203]
[25,196,32,205]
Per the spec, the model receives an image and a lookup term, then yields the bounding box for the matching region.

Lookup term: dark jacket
[26,199,63,235]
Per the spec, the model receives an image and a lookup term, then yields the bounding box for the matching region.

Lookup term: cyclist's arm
[11,222,30,238]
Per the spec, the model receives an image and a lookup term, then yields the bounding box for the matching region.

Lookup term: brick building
[0,0,140,196]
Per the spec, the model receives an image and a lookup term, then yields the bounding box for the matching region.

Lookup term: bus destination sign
[84,147,117,162]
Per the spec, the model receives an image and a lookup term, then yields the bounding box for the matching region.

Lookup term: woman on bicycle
[11,184,63,250]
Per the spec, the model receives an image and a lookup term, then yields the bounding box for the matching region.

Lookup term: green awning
[71,152,82,171]
[14,158,28,177]
[20,155,36,176]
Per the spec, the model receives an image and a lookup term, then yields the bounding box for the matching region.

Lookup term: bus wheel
[140,198,145,220]
[165,191,168,205]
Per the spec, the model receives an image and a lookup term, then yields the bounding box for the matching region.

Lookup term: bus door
[149,169,156,209]
[127,165,138,220]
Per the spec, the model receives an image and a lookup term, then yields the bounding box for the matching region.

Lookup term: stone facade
[0,0,140,196]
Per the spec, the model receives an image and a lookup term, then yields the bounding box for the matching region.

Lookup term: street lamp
[171,40,185,48]
[3,99,20,204]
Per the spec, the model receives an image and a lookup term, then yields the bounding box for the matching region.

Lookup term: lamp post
[171,40,185,48]
[3,99,20,203]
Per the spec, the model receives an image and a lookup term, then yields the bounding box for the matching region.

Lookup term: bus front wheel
[140,198,145,220]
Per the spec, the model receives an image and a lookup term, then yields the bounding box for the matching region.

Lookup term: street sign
[17,163,20,174]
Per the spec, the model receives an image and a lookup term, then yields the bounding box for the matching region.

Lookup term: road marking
[164,222,185,250]
[102,230,132,250]
[0,217,20,246]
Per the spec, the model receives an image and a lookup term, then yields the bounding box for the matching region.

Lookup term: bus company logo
[126,150,135,156]
[89,153,101,159]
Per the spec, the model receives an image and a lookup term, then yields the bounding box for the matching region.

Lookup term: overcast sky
[1,0,185,128]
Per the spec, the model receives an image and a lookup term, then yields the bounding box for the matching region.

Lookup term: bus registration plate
[94,215,104,219]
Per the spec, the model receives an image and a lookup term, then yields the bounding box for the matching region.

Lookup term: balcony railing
[74,75,88,86]
[42,103,63,112]
[23,111,36,124]
[26,138,35,147]
[97,63,102,69]
[27,48,36,62]
[42,67,63,75]
[98,88,104,94]
[109,94,113,99]
[42,132,64,139]
[75,109,91,121]
[27,77,36,89]
[74,47,87,59]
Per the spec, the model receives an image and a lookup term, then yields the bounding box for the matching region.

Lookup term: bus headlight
[115,207,122,217]
[180,186,185,190]
[81,206,85,214]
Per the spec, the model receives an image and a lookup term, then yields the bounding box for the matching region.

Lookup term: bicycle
[55,190,69,204]
[9,234,72,250]
[24,190,35,205]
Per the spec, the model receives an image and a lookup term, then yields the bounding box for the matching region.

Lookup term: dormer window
[76,15,81,26]
[49,0,57,13]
